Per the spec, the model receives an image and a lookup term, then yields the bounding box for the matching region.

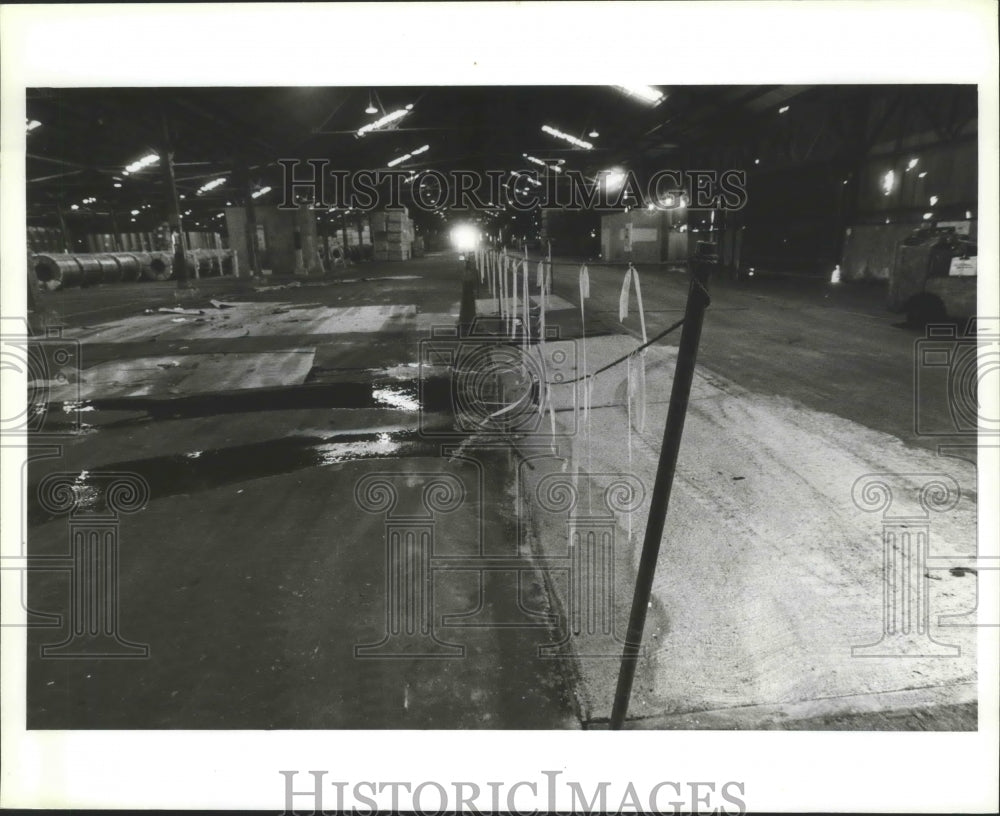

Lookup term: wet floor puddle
[41,376,455,427]
[27,429,452,527]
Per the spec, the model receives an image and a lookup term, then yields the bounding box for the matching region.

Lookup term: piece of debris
[209,299,238,309]
[170,317,188,323]
[157,361,180,369]
[158,307,204,315]
[253,281,302,292]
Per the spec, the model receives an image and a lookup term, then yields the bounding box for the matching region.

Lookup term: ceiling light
[881,169,895,195]
[907,158,919,170]
[923,212,933,220]
[124,153,160,174]
[929,195,938,206]
[387,144,429,167]
[251,186,272,199]
[778,105,790,114]
[541,125,593,150]
[130,209,140,215]
[358,108,408,136]
[113,182,122,188]
[198,177,227,195]
[70,204,79,211]
[365,90,378,115]
[918,171,928,178]
[588,130,599,138]
[616,85,664,105]
[26,119,42,132]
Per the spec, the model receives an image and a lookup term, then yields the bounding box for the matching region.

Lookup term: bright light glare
[251,186,272,199]
[26,119,42,132]
[907,158,919,170]
[882,170,895,195]
[358,108,408,137]
[541,125,593,150]
[616,85,664,104]
[603,168,627,191]
[450,224,481,252]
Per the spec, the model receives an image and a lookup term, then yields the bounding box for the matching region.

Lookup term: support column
[55,203,72,254]
[108,207,124,252]
[237,161,260,277]
[160,112,190,288]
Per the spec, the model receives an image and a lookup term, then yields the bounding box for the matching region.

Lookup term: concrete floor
[21,252,982,729]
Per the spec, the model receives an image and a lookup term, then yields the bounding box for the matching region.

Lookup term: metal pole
[237,161,261,277]
[160,112,189,288]
[609,252,713,730]
[55,203,72,253]
[109,207,123,252]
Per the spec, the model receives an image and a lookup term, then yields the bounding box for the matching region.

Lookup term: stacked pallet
[371,208,413,261]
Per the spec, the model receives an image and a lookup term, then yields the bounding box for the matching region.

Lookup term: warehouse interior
[25,85,978,297]
[8,81,988,742]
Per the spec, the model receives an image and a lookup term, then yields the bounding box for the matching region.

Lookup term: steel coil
[94,254,123,284]
[33,254,83,290]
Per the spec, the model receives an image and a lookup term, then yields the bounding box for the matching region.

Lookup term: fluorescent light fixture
[918,171,928,178]
[541,125,593,150]
[113,182,122,188]
[929,195,938,206]
[616,85,664,104]
[198,177,227,195]
[522,154,562,173]
[907,158,919,170]
[589,130,599,138]
[923,212,933,220]
[881,169,895,195]
[26,119,42,132]
[387,145,429,167]
[778,105,790,114]
[124,153,160,174]
[70,204,79,211]
[130,209,140,215]
[357,108,408,137]
[251,186,272,199]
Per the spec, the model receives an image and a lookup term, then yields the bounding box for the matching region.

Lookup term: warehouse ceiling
[25,84,816,226]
